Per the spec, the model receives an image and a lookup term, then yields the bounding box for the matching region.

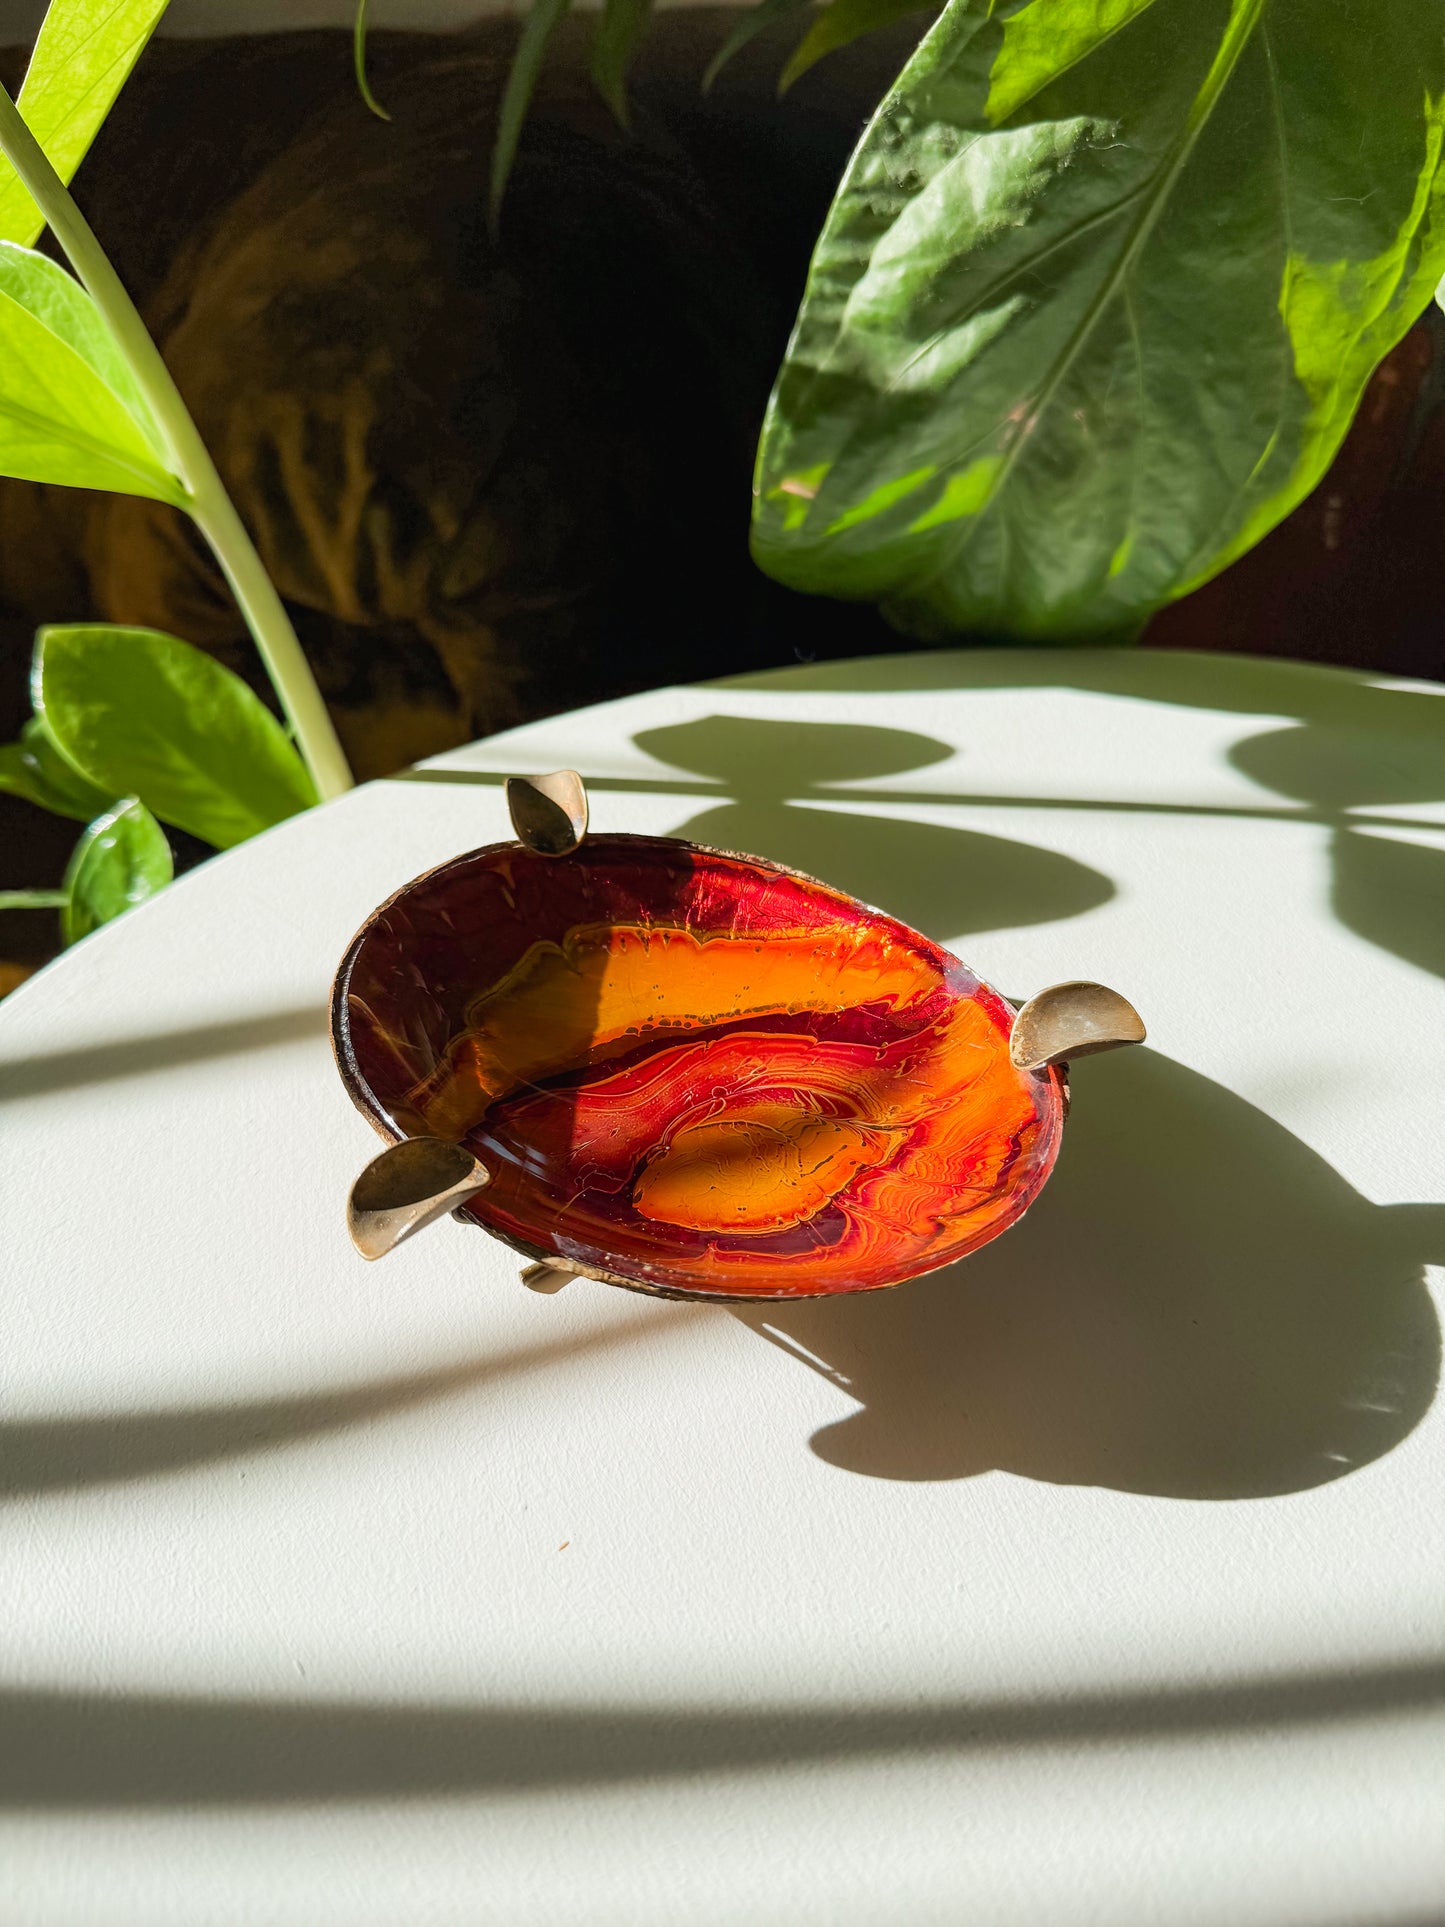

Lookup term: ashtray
[332,771,1143,1301]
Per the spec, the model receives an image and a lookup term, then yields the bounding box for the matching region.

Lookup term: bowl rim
[330,831,1064,1302]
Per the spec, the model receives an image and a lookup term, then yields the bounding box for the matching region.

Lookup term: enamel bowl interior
[334,835,1066,1300]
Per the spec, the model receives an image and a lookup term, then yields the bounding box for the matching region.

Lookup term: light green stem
[0,889,67,909]
[354,0,391,121]
[0,82,353,802]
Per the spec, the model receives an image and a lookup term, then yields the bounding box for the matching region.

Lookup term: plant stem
[0,82,353,802]
[0,889,66,909]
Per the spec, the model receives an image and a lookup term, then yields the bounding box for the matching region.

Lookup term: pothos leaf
[591,0,654,127]
[490,0,573,231]
[0,742,37,807]
[0,714,115,820]
[753,0,1445,642]
[35,623,317,849]
[0,0,172,251]
[60,794,172,944]
[778,0,934,95]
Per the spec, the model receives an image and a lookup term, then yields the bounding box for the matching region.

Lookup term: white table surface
[2,647,1443,1927]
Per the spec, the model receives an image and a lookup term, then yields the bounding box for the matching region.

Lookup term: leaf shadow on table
[0,1005,329,1102]
[733,1049,1443,1498]
[631,715,1114,942]
[0,1318,673,1502]
[1327,825,1445,983]
[720,650,1445,984]
[1228,721,1445,984]
[719,647,1440,731]
[2,1654,1442,1808]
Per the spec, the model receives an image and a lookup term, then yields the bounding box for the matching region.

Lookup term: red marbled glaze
[335,835,1065,1298]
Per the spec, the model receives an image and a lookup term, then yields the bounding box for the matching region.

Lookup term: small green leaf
[60,795,172,944]
[490,0,573,231]
[779,0,931,93]
[0,0,172,251]
[0,714,116,819]
[35,623,319,849]
[23,714,115,817]
[590,0,653,127]
[704,0,813,94]
[0,739,58,815]
[353,0,391,122]
[0,240,181,501]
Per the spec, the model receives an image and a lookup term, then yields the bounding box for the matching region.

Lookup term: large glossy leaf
[753,0,1445,641]
[0,715,115,820]
[0,239,180,500]
[35,624,318,849]
[60,795,172,944]
[0,0,172,250]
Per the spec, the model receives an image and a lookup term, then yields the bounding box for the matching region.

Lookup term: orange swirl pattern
[337,837,1065,1298]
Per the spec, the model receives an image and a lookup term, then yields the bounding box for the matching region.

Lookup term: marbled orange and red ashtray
[332,828,1100,1301]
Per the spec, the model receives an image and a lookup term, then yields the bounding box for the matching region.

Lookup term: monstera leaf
[753,0,1445,641]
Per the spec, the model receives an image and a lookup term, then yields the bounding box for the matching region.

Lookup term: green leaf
[704,0,814,93]
[0,0,172,251]
[778,0,933,94]
[490,0,573,231]
[0,239,181,500]
[60,795,171,944]
[22,715,115,817]
[35,623,318,849]
[0,241,163,446]
[0,714,116,820]
[753,0,1445,642]
[353,0,390,122]
[590,0,653,127]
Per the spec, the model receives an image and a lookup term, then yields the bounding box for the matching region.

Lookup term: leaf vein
[914,0,1273,598]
